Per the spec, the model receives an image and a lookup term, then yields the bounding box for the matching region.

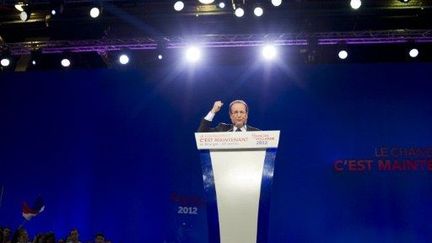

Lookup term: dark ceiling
[0,0,432,68]
[1,1,432,41]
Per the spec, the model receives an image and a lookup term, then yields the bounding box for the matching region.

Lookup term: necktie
[236,128,242,132]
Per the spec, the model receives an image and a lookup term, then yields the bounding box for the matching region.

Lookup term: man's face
[230,102,248,128]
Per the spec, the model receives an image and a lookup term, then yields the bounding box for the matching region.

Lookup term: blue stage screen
[1,63,431,242]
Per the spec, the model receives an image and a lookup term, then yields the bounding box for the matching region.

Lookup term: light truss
[5,29,432,55]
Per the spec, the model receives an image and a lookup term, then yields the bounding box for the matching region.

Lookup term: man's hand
[211,101,223,113]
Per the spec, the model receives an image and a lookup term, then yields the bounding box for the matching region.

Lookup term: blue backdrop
[1,63,432,242]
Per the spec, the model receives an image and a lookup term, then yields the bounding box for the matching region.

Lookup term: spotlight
[174,1,184,11]
[350,0,361,10]
[338,50,348,60]
[89,6,101,18]
[1,48,12,67]
[185,46,201,63]
[119,54,129,65]
[51,6,63,16]
[233,1,245,17]
[234,7,244,17]
[50,0,64,16]
[262,44,277,60]
[198,0,215,4]
[218,1,225,8]
[399,0,410,2]
[156,41,166,61]
[409,48,419,58]
[19,9,31,21]
[30,49,41,66]
[1,58,10,67]
[254,6,263,17]
[61,58,71,67]
[271,0,282,7]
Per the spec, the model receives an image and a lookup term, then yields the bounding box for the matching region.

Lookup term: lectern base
[200,148,277,243]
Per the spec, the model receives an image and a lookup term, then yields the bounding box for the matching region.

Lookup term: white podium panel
[210,149,266,243]
[196,131,280,243]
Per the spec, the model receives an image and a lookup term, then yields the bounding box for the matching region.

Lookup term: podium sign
[195,131,280,149]
[195,131,280,243]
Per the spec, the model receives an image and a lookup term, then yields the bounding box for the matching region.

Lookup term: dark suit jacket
[197,119,260,132]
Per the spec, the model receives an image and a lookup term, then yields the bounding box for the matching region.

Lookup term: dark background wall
[1,63,432,242]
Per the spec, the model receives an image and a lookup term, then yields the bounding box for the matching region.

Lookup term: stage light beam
[119,54,129,65]
[174,1,184,11]
[350,0,361,10]
[338,50,348,59]
[61,58,70,67]
[90,7,101,18]
[1,58,10,67]
[199,0,214,4]
[409,48,419,58]
[50,0,64,16]
[20,10,30,21]
[271,0,282,7]
[185,46,201,63]
[262,45,277,60]
[254,6,263,17]
[234,7,244,17]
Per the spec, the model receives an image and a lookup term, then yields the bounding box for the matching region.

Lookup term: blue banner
[0,63,431,242]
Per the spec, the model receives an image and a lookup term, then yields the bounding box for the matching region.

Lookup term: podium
[195,131,280,243]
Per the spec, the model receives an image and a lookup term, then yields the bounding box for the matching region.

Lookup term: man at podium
[197,100,260,132]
